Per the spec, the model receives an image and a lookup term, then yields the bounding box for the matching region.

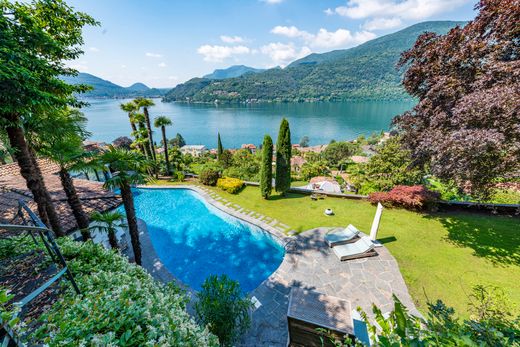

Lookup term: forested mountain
[203,65,265,79]
[164,21,464,103]
[62,73,169,98]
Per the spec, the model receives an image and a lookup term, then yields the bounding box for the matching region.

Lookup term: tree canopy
[260,135,273,199]
[394,0,520,199]
[275,118,291,194]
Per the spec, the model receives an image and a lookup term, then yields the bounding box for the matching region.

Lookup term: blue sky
[66,0,477,88]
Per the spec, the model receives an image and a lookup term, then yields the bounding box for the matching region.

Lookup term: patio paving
[137,185,419,346]
[239,227,419,346]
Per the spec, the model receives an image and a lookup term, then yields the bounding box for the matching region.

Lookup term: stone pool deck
[136,184,419,346]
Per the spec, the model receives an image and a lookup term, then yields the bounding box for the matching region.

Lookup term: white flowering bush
[31,238,218,346]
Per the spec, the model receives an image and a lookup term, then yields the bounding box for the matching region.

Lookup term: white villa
[180,145,207,157]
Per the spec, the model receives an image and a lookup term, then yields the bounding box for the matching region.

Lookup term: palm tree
[98,146,150,265]
[90,210,127,249]
[120,101,138,134]
[131,112,152,159]
[34,109,93,240]
[121,102,145,155]
[154,116,173,175]
[134,97,156,162]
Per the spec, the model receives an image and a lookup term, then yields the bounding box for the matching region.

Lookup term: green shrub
[31,239,218,346]
[175,170,185,182]
[195,275,252,346]
[323,285,520,347]
[199,167,220,186]
[217,177,244,194]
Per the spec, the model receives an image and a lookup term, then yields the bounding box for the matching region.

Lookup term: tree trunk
[138,122,152,159]
[5,119,63,235]
[143,107,156,162]
[108,229,118,249]
[161,126,171,175]
[128,115,146,155]
[58,167,91,241]
[120,182,141,265]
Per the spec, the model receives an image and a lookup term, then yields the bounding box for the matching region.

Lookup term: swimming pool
[127,188,285,292]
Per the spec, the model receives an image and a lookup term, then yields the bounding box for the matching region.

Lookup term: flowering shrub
[199,167,220,186]
[31,239,218,346]
[217,177,244,194]
[368,185,440,210]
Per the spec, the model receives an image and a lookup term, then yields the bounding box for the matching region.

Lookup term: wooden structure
[287,287,354,347]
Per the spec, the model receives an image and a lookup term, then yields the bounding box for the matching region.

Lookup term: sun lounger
[332,236,377,261]
[324,224,360,247]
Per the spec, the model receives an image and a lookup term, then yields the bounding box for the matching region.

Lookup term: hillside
[62,73,169,98]
[164,21,464,103]
[203,65,265,79]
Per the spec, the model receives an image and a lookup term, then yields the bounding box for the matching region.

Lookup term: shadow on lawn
[432,213,520,267]
[267,192,308,201]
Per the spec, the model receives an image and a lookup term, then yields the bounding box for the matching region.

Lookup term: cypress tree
[217,132,223,159]
[260,135,273,199]
[275,118,291,195]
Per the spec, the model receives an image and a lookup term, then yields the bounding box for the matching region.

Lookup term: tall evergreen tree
[275,118,291,195]
[217,132,223,159]
[260,135,273,199]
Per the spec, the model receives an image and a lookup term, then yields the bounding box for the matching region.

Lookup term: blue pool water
[125,188,285,292]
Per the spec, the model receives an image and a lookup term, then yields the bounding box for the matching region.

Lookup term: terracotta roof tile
[0,159,121,233]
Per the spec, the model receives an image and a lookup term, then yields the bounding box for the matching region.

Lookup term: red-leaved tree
[394,0,520,199]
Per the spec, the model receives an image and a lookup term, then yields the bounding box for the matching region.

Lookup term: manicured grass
[290,180,309,187]
[148,180,520,317]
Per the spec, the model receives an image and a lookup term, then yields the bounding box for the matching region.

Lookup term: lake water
[82,99,415,148]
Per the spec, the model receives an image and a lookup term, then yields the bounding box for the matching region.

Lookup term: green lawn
[148,180,520,317]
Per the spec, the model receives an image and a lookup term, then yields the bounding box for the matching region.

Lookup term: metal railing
[0,201,80,346]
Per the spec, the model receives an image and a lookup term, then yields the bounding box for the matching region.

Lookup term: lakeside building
[241,144,257,154]
[180,145,207,157]
[298,145,328,154]
[290,156,307,173]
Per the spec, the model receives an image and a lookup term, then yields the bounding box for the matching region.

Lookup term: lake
[82,99,415,148]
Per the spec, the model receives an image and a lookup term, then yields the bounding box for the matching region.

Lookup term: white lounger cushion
[324,224,360,247]
[332,236,375,261]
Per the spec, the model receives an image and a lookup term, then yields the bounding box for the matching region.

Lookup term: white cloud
[220,35,245,44]
[158,62,167,68]
[261,0,283,4]
[197,45,251,62]
[271,25,376,49]
[68,60,89,71]
[260,42,311,67]
[145,52,163,58]
[362,17,402,30]
[314,28,376,48]
[121,64,127,69]
[324,8,334,15]
[271,26,312,40]
[89,47,100,52]
[168,75,179,80]
[333,0,469,20]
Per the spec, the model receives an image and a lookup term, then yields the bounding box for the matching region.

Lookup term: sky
[66,0,478,88]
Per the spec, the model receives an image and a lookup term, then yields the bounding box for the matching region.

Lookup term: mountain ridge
[203,65,265,79]
[62,73,169,98]
[164,21,465,103]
